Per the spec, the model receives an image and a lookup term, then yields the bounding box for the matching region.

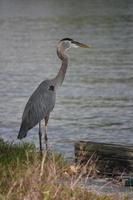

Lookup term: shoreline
[0,138,132,200]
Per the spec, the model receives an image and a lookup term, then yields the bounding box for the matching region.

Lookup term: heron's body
[18,38,90,152]
[18,79,56,139]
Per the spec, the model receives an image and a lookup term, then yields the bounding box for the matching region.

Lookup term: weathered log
[75,141,133,176]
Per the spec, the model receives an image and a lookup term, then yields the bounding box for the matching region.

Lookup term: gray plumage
[18,80,56,139]
[17,38,90,151]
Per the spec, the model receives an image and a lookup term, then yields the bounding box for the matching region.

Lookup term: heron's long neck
[54,46,68,87]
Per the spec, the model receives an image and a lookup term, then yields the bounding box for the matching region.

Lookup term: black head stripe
[60,38,73,42]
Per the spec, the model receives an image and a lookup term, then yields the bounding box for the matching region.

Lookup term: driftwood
[75,140,133,176]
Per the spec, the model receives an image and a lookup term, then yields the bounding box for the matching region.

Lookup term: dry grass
[0,138,130,200]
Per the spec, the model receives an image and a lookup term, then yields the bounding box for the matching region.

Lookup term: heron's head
[58,38,91,51]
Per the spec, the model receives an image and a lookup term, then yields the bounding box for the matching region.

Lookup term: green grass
[0,138,130,200]
[0,138,36,164]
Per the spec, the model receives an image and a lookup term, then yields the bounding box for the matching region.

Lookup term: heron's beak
[72,41,91,48]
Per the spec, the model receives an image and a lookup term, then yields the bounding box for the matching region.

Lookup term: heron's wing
[21,80,56,131]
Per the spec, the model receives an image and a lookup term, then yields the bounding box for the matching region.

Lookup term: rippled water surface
[0,0,133,158]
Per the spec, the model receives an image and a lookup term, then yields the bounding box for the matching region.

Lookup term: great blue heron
[18,38,90,152]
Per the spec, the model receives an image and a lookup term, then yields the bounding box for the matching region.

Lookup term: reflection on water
[0,0,133,158]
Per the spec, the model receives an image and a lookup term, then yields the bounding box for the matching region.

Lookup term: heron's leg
[39,121,43,155]
[44,116,49,141]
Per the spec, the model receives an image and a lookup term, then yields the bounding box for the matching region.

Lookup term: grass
[0,138,130,200]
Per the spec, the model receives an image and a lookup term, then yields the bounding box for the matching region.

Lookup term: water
[0,0,133,158]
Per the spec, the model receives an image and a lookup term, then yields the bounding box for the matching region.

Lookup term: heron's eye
[49,85,54,91]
